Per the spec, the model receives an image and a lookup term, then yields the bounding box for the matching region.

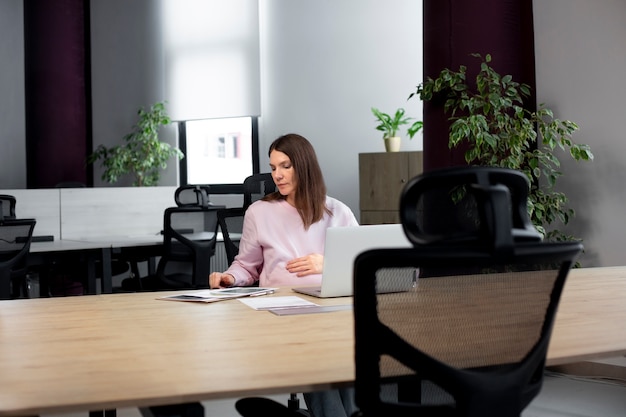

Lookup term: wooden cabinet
[358,151,423,224]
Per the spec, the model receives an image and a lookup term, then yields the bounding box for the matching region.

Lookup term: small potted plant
[371,107,422,152]
[88,101,184,186]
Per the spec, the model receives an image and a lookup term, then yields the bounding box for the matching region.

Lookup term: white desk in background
[28,232,222,296]
[0,186,178,242]
[95,232,223,291]
[29,236,163,295]
[4,186,234,294]
[58,186,177,239]
[29,239,117,295]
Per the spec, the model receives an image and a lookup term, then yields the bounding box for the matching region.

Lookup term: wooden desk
[548,266,626,365]
[0,267,624,416]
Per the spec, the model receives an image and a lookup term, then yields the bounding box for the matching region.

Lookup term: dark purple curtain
[24,0,91,188]
[422,0,536,172]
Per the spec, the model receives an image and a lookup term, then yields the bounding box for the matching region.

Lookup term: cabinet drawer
[359,152,423,212]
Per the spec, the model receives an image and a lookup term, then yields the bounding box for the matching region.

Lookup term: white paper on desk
[238,295,318,310]
[157,288,276,303]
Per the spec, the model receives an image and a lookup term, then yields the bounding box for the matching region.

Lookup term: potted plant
[411,53,593,241]
[88,101,184,186]
[371,107,423,152]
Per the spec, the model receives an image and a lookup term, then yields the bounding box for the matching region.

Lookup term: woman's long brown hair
[263,133,331,229]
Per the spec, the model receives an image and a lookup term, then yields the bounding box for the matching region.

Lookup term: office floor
[41,371,625,417]
[522,371,626,417]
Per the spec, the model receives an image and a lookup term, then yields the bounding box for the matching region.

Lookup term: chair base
[140,402,204,417]
[236,397,310,417]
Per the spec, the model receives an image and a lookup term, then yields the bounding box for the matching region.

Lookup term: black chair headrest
[400,166,542,255]
[175,185,211,208]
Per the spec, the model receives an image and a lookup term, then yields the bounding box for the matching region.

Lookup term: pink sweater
[226,196,358,287]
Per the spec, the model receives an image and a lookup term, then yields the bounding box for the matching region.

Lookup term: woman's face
[269,149,297,204]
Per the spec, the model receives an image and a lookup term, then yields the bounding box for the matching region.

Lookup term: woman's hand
[286,254,324,277]
[209,272,236,288]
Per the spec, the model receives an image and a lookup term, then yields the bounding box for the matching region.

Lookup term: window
[162,1,261,194]
[178,116,259,193]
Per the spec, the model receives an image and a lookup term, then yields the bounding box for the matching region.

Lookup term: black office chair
[234,166,583,417]
[350,166,583,417]
[0,196,38,298]
[217,173,275,268]
[118,184,212,286]
[0,194,17,220]
[0,218,37,299]
[158,205,222,289]
[217,207,245,266]
[138,204,223,417]
[124,205,222,291]
[243,173,276,210]
[214,173,274,267]
[220,174,305,414]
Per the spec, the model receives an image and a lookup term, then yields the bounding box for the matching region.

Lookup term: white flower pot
[384,136,401,152]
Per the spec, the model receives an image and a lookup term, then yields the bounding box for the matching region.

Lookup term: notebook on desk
[292,223,414,298]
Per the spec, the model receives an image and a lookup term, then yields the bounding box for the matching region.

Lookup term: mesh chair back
[354,244,581,417]
[0,218,37,299]
[157,205,222,289]
[353,166,583,417]
[243,173,276,210]
[217,207,245,266]
[0,195,17,220]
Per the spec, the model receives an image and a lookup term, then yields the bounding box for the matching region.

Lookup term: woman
[210,133,358,417]
[210,133,358,289]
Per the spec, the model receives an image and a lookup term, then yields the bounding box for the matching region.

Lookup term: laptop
[292,223,414,298]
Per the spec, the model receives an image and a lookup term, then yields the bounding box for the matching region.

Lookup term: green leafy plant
[411,53,593,241]
[88,101,184,186]
[371,107,422,139]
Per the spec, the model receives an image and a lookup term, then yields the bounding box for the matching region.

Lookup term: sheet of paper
[269,304,352,316]
[238,295,318,310]
[157,288,276,303]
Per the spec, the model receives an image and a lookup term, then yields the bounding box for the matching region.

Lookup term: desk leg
[39,267,50,297]
[85,248,112,295]
[0,272,11,300]
[86,254,97,295]
[89,409,116,417]
[142,403,204,417]
[101,247,112,294]
[86,248,113,295]
[148,257,156,276]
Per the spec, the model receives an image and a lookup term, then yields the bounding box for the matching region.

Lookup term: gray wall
[257,0,423,221]
[0,0,25,188]
[90,0,173,187]
[2,0,624,267]
[533,0,626,266]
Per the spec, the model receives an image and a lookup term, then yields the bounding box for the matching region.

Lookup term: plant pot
[384,136,401,152]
